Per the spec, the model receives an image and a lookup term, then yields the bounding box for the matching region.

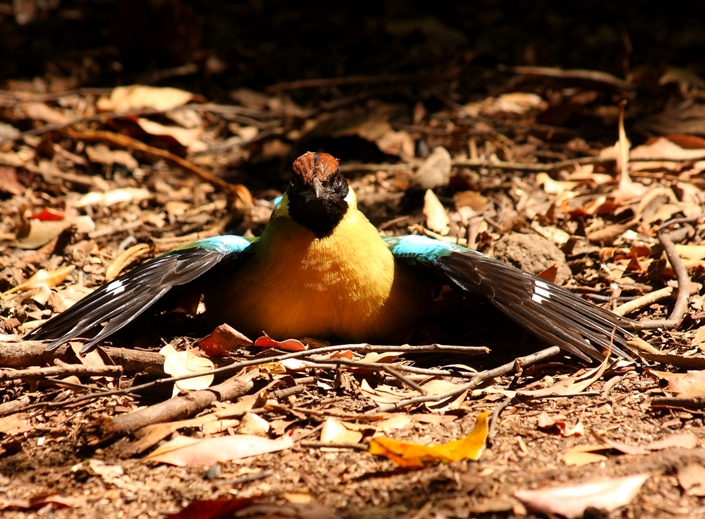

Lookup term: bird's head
[280,152,353,238]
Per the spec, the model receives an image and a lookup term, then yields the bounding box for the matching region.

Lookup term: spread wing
[25,236,255,354]
[386,235,637,362]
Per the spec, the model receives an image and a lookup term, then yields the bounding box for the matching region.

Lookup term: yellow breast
[205,207,429,341]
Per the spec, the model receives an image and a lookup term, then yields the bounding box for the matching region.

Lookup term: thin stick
[488,395,514,443]
[369,346,561,413]
[301,357,426,393]
[613,287,674,317]
[635,233,690,330]
[498,65,633,90]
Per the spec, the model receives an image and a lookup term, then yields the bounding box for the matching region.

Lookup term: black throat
[286,182,349,238]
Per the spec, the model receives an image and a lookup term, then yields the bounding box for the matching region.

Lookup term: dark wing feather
[387,235,636,362]
[26,237,253,354]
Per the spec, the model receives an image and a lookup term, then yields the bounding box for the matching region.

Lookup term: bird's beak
[312,177,325,199]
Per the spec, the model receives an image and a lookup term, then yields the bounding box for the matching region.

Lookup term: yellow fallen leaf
[369,410,491,467]
[562,444,609,466]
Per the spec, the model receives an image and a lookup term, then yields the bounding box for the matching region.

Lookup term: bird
[26,151,637,362]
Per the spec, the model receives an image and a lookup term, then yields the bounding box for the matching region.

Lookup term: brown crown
[292,152,340,183]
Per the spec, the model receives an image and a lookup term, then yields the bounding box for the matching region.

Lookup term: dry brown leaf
[85,144,139,169]
[519,355,609,397]
[677,463,705,496]
[198,323,252,356]
[592,431,649,456]
[143,431,295,466]
[644,432,698,451]
[21,102,72,124]
[515,473,650,519]
[421,379,467,412]
[0,412,32,435]
[649,369,705,398]
[359,379,417,406]
[375,129,415,157]
[0,166,26,196]
[536,412,585,437]
[135,118,205,152]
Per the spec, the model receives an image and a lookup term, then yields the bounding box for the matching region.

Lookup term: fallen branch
[92,370,259,445]
[0,340,165,373]
[0,363,122,381]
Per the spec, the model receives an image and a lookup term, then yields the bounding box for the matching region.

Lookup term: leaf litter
[2,11,705,517]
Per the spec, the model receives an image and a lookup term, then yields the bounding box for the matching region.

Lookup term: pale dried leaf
[320,418,363,444]
[561,445,609,466]
[515,473,650,518]
[97,85,197,112]
[423,189,450,235]
[237,413,270,436]
[160,344,215,397]
[143,431,295,466]
[412,146,452,189]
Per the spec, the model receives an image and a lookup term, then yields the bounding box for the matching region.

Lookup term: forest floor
[1,2,705,518]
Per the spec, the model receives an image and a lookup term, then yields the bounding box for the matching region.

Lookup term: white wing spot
[534,285,551,299]
[106,280,125,296]
[532,294,547,304]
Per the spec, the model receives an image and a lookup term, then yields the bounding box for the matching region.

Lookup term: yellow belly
[204,209,430,341]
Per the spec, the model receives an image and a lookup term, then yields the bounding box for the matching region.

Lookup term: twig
[368,346,561,413]
[0,363,122,381]
[613,287,674,317]
[299,357,443,393]
[303,361,478,379]
[62,128,252,208]
[651,396,705,411]
[498,65,633,90]
[266,74,433,93]
[488,395,514,443]
[635,233,690,330]
[213,469,274,486]
[266,403,388,421]
[299,441,367,450]
[658,213,705,231]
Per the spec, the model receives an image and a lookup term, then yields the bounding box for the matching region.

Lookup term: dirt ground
[1,2,705,518]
